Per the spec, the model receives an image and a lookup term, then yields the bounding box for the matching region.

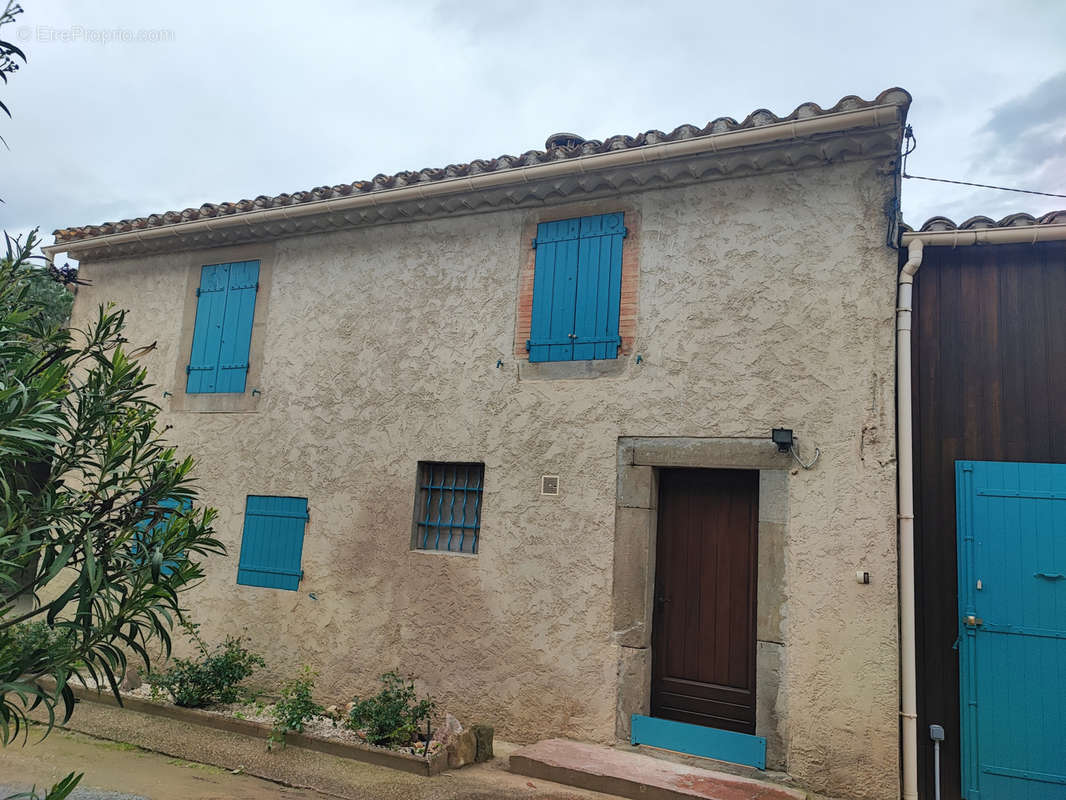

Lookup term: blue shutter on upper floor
[236,496,308,591]
[186,264,229,392]
[528,218,581,363]
[527,213,625,363]
[216,261,259,392]
[573,213,625,361]
[186,260,259,394]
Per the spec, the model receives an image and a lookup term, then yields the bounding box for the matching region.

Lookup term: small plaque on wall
[540,475,559,496]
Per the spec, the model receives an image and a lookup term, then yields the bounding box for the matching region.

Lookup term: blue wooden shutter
[236,496,308,591]
[528,219,581,362]
[186,260,259,394]
[133,496,192,577]
[527,214,625,363]
[187,264,229,392]
[573,213,625,361]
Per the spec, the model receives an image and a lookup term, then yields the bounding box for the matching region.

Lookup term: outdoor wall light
[771,428,794,453]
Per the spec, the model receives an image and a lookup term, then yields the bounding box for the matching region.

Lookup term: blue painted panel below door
[630,714,766,769]
[957,461,1066,799]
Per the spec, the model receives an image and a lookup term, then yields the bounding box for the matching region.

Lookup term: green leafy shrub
[269,665,324,747]
[2,622,80,677]
[147,631,264,708]
[1,228,225,746]
[345,671,434,748]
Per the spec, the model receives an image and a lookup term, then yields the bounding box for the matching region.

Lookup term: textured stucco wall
[69,158,900,799]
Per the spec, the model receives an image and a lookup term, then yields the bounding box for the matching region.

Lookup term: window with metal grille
[413,462,484,554]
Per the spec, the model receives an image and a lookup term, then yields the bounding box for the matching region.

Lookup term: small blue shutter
[528,213,624,363]
[236,496,308,591]
[186,260,259,394]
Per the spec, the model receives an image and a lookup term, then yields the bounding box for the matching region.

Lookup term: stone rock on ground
[119,667,142,692]
[472,724,494,763]
[435,713,462,746]
[446,729,477,769]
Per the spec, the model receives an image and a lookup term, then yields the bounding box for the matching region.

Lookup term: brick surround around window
[514,203,640,361]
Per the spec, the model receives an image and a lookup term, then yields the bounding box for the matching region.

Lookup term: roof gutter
[901,222,1066,246]
[45,103,903,259]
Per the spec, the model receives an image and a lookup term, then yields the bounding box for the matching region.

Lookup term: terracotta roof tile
[905,210,1066,232]
[53,87,911,245]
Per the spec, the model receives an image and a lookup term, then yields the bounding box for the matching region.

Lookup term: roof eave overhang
[902,222,1066,247]
[48,103,906,262]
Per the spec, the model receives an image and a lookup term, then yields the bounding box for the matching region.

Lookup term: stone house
[50,87,911,799]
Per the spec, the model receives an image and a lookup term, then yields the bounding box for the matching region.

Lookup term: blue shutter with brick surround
[186,260,259,394]
[236,496,308,591]
[527,213,625,363]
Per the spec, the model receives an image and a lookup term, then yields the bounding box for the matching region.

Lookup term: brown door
[651,468,758,733]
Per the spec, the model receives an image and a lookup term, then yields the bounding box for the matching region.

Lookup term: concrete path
[0,730,333,800]
[1,787,147,800]
[0,727,615,800]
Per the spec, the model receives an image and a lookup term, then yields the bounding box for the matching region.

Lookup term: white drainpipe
[897,237,924,800]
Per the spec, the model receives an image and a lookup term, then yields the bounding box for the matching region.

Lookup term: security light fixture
[772,428,794,453]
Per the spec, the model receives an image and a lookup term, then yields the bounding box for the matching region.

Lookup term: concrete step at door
[510,739,808,800]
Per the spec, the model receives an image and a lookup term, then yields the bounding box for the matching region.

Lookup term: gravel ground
[74,681,442,756]
[0,786,148,800]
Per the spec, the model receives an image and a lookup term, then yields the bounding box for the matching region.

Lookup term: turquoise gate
[956,461,1066,799]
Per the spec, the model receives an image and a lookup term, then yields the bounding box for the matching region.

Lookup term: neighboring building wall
[911,240,1066,800]
[70,158,900,799]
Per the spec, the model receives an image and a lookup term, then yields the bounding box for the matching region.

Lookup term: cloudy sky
[2,0,1064,258]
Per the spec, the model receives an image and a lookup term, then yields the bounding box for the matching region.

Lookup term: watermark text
[18,25,175,44]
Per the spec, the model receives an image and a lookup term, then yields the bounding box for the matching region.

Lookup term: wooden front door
[651,468,758,733]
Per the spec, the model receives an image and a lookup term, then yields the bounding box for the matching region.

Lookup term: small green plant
[4,771,83,800]
[269,665,324,747]
[147,625,264,708]
[345,671,435,748]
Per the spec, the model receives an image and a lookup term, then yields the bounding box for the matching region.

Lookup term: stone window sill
[167,390,262,413]
[518,357,630,381]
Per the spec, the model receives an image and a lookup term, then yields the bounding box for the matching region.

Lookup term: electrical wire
[902,173,1066,199]
[900,123,1066,200]
[789,443,820,471]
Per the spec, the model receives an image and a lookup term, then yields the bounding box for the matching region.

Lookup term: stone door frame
[612,436,791,770]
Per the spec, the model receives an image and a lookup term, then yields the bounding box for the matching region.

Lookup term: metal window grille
[414,462,484,554]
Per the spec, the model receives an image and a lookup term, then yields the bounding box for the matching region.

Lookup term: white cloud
[1,0,1064,246]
